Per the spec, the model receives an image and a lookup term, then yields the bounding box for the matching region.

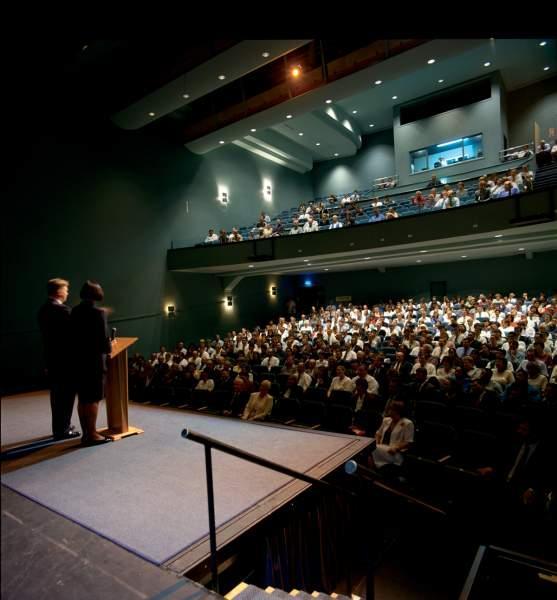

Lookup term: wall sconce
[227,296,233,307]
[166,305,176,317]
[271,286,277,296]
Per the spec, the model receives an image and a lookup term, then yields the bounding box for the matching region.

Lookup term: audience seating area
[197,155,552,246]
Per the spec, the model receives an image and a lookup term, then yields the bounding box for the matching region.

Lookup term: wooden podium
[100,337,144,441]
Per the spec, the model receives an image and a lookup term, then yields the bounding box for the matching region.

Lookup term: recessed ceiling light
[183,93,190,99]
[219,140,225,144]
[539,41,547,47]
[494,234,503,238]
[315,142,321,146]
[325,99,332,104]
[262,51,270,58]
[334,153,339,157]
[307,263,312,266]
[298,132,304,136]
[324,268,329,271]
[518,247,525,251]
[352,110,358,114]
[286,114,293,119]
[374,80,382,85]
[438,79,444,83]
[392,95,398,100]
[250,128,257,133]
[419,250,428,253]
[369,123,375,128]
[364,257,371,260]
[483,62,491,67]
[148,112,155,117]
[248,265,254,268]
[416,260,422,263]
[427,59,436,65]
[218,74,226,80]
[303,259,309,262]
[82,45,88,51]
[543,66,550,71]
[461,255,467,258]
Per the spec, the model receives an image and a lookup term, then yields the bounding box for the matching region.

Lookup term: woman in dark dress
[71,281,113,445]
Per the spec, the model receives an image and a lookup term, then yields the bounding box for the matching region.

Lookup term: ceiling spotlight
[82,45,88,51]
[183,93,190,99]
[303,259,309,262]
[262,51,270,58]
[392,95,398,100]
[291,65,302,78]
[427,58,436,64]
[544,66,550,71]
[307,263,312,266]
[315,142,321,146]
[419,250,428,253]
[494,234,503,238]
[334,152,339,156]
[218,74,226,80]
[248,264,254,268]
[518,247,525,251]
[364,257,371,260]
[461,255,467,258]
[416,259,422,263]
[286,114,293,119]
[438,79,444,83]
[324,268,329,271]
[374,80,382,85]
[298,132,304,136]
[369,123,375,127]
[219,140,225,144]
[148,112,155,117]
[483,62,491,67]
[539,41,547,47]
[250,128,257,132]
[352,110,358,114]
[325,99,332,104]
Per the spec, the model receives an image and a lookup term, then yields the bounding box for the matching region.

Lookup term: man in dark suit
[37,278,80,439]
[390,350,413,383]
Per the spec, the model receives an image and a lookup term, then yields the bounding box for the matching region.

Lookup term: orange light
[291,65,302,78]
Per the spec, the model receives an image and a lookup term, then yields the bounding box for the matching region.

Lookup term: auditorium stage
[1,392,372,578]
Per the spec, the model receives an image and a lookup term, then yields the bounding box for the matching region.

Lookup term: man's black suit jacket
[38,298,72,376]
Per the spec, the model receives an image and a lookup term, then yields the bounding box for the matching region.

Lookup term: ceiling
[109,37,556,172]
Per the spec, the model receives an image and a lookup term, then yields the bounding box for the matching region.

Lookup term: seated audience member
[341,194,352,206]
[350,189,361,203]
[328,194,337,205]
[536,140,552,167]
[369,207,385,222]
[320,212,330,227]
[204,229,219,243]
[427,174,442,189]
[492,180,519,198]
[516,144,533,159]
[411,190,426,210]
[526,362,548,395]
[289,219,303,235]
[329,214,343,229]
[218,229,228,244]
[302,216,319,233]
[261,222,274,238]
[455,181,468,200]
[385,207,399,219]
[225,376,252,416]
[371,197,383,208]
[370,400,414,470]
[328,365,355,397]
[351,364,380,396]
[195,370,215,392]
[551,140,557,163]
[490,357,515,390]
[273,219,284,236]
[442,190,460,209]
[228,228,243,242]
[259,211,271,224]
[242,380,273,421]
[475,180,491,202]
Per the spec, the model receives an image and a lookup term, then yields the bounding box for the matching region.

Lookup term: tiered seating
[225,582,355,600]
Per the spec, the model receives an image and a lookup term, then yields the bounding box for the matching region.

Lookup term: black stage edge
[0,486,221,600]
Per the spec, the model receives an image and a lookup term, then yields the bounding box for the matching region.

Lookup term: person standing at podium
[38,278,81,440]
[71,280,113,446]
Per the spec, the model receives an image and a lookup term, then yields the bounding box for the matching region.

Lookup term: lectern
[100,337,144,441]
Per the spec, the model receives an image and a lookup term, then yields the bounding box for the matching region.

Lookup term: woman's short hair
[80,280,104,302]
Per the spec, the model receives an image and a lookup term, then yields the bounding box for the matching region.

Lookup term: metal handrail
[181,427,446,598]
[499,142,534,161]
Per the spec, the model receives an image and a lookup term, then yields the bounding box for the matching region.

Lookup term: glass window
[410,133,483,174]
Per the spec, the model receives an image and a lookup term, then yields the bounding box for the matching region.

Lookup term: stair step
[226,583,268,600]
[289,590,314,600]
[265,587,294,600]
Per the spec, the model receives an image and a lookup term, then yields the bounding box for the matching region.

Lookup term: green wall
[2,123,313,388]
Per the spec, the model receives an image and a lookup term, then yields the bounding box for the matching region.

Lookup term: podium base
[99,426,144,441]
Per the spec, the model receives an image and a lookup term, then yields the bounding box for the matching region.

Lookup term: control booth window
[410,133,483,174]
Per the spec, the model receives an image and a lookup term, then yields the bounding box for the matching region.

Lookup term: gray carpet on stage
[1,394,362,565]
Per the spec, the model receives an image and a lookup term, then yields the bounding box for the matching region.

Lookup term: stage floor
[1,392,371,574]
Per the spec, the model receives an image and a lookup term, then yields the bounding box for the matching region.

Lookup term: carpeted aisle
[1,393,369,568]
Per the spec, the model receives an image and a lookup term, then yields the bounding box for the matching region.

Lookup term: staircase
[533,162,557,191]
[225,583,358,600]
